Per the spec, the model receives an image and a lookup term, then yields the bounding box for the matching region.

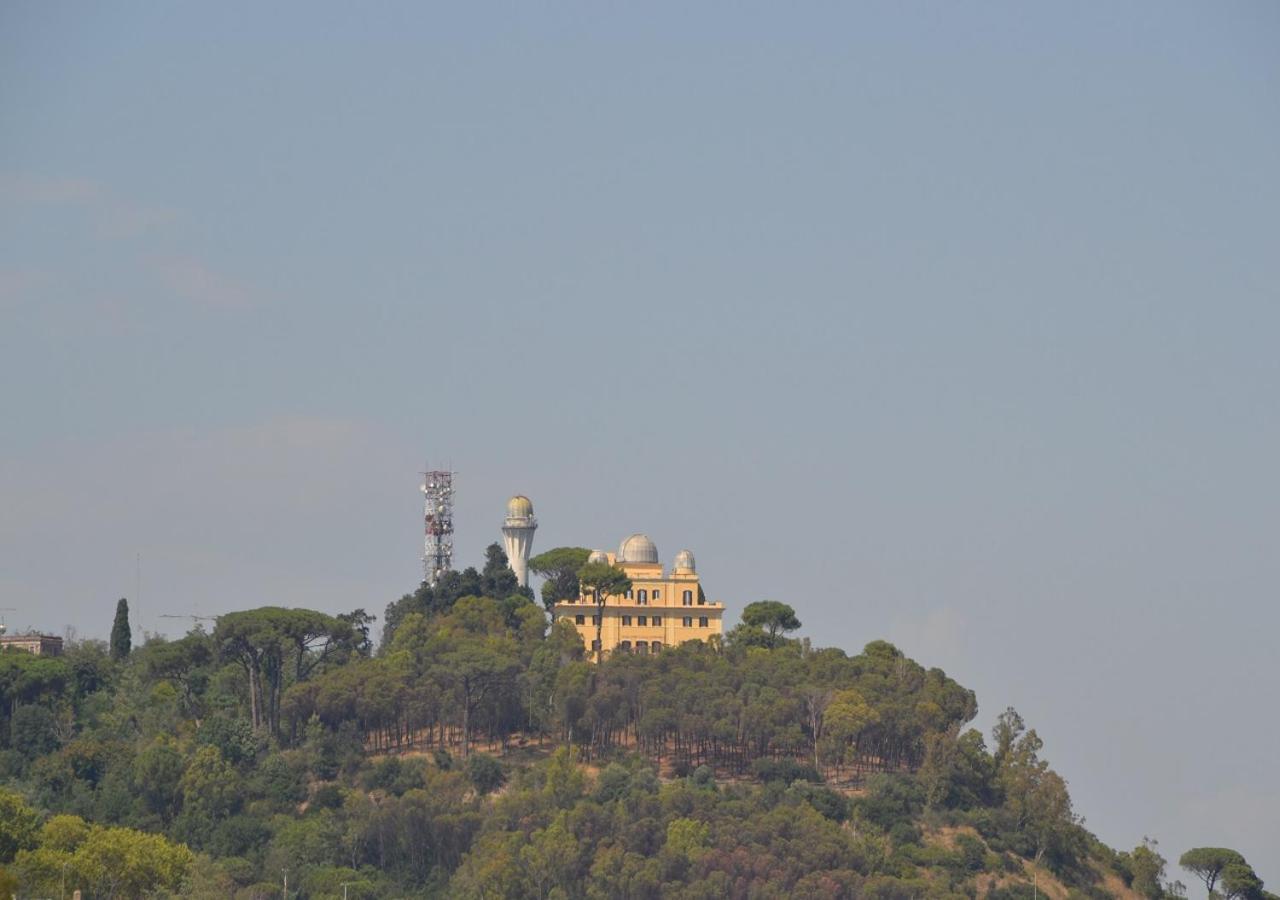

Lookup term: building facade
[0,634,64,656]
[553,534,724,658]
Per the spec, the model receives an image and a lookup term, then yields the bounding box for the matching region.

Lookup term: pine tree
[110,597,132,660]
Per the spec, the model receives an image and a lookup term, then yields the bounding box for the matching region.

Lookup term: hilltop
[0,545,1263,898]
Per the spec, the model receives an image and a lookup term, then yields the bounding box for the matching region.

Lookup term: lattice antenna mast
[420,468,455,586]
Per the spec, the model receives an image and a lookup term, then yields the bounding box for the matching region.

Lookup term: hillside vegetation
[0,545,1263,898]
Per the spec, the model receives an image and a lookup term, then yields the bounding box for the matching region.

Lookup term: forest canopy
[0,544,1266,899]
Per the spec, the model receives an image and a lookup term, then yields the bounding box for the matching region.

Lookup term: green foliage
[0,788,40,863]
[13,815,193,899]
[110,597,132,661]
[0,558,1145,898]
[529,546,591,612]
[466,752,506,795]
[1124,837,1168,898]
[1179,847,1247,897]
[740,600,802,647]
[576,561,632,661]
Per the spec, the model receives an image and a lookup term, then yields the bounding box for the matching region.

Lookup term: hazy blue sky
[2,1,1277,885]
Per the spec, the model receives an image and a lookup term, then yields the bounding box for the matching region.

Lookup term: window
[652,616,662,626]
[636,641,648,655]
[621,615,632,626]
[591,639,601,651]
[699,616,708,628]
[637,615,647,626]
[620,640,631,652]
[575,614,584,625]
[637,589,647,604]
[682,590,693,606]
[652,589,660,600]
[651,641,662,652]
[624,589,633,599]
[592,615,601,625]
[682,616,693,627]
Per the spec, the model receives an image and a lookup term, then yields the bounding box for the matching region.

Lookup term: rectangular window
[682,590,693,606]
[652,641,662,652]
[592,615,601,625]
[652,589,660,600]
[621,615,632,626]
[591,639,601,650]
[682,616,693,627]
[637,589,647,603]
[637,615,647,626]
[575,614,584,625]
[699,616,708,627]
[652,616,662,626]
[624,589,633,599]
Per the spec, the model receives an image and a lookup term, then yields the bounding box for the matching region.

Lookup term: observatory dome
[672,549,696,573]
[506,495,534,519]
[587,550,610,566]
[618,533,659,564]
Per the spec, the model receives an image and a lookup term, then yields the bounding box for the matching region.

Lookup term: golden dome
[506,495,534,519]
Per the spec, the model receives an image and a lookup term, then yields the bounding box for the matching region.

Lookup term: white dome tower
[501,495,538,588]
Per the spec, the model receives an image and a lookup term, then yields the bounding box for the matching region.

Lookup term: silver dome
[617,533,659,564]
[672,549,696,572]
[587,549,610,566]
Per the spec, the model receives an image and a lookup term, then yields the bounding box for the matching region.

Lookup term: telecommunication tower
[420,469,455,586]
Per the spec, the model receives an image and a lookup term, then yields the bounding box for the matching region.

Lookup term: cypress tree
[110,597,132,660]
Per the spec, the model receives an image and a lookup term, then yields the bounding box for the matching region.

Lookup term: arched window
[651,641,662,652]
[682,590,693,606]
[637,589,647,604]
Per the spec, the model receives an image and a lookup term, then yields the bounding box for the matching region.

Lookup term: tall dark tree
[110,597,132,661]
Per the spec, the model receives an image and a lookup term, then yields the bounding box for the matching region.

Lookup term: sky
[2,1,1277,886]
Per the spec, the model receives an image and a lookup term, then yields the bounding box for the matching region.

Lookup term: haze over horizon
[2,2,1276,886]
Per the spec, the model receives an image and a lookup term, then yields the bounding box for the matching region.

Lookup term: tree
[1180,847,1247,898]
[482,543,524,600]
[0,788,39,863]
[466,753,505,795]
[1127,837,1168,899]
[1221,861,1265,900]
[576,562,631,663]
[110,598,131,661]
[214,607,354,735]
[740,601,801,648]
[528,547,591,613]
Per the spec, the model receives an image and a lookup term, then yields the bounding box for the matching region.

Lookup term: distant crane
[159,613,217,632]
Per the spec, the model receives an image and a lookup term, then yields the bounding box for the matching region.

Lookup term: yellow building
[553,534,724,658]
